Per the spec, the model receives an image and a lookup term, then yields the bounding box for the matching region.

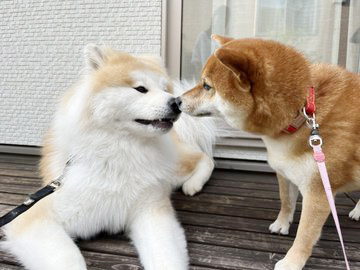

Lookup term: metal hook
[302,107,318,129]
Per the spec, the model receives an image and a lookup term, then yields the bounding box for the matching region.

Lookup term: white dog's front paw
[349,205,360,221]
[182,180,203,196]
[275,258,303,270]
[269,218,291,235]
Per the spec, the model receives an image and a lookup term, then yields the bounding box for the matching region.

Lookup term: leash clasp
[302,107,318,129]
[49,179,62,189]
[303,107,322,147]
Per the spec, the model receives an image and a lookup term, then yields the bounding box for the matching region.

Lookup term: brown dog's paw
[349,203,360,221]
[269,218,291,235]
[275,258,303,270]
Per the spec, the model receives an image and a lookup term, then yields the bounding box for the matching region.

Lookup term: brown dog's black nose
[168,98,182,115]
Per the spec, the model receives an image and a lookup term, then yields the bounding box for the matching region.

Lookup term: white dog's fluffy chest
[262,136,317,193]
[52,134,179,238]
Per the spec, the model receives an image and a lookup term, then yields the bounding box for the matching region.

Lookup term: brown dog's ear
[211,34,234,46]
[214,47,252,92]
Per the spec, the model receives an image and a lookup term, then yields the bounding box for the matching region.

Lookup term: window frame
[164,0,183,79]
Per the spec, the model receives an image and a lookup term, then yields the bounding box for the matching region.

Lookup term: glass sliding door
[181,0,343,81]
[179,0,354,164]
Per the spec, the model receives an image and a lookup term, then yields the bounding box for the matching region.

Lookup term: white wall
[0,0,162,146]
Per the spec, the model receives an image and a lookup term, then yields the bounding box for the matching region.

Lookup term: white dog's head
[65,45,181,137]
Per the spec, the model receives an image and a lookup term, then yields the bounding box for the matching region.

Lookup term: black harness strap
[0,180,62,227]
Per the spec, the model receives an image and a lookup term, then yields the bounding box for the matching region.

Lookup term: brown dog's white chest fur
[262,136,317,193]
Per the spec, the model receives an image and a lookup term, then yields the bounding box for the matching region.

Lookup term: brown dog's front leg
[275,187,330,270]
[270,173,299,235]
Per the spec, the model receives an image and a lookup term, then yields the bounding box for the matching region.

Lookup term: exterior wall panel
[0,0,162,146]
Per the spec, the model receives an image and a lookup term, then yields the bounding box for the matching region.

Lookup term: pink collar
[283,86,316,134]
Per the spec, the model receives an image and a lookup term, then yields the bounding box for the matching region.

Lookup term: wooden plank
[182,225,360,262]
[172,192,354,217]
[0,156,353,206]
[1,196,357,243]
[0,245,219,270]
[347,192,360,203]
[79,225,360,263]
[188,243,360,270]
[1,228,359,270]
[0,171,354,209]
[76,238,360,270]
[172,199,359,229]
[0,187,356,231]
[0,263,22,270]
[0,169,39,179]
[0,174,354,207]
[0,249,144,270]
[0,192,27,206]
[0,154,39,166]
[80,239,272,270]
[0,163,39,172]
[211,169,277,183]
[0,175,40,186]
[208,177,279,190]
[209,178,359,202]
[77,235,360,270]
[0,205,14,216]
[2,222,358,268]
[200,186,355,207]
[177,211,360,244]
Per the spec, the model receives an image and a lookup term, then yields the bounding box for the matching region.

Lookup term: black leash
[0,159,71,228]
[0,180,62,227]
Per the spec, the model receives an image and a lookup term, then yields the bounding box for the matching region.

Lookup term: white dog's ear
[139,54,165,68]
[84,44,106,70]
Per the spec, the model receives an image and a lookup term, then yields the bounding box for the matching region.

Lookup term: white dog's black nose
[175,97,182,108]
[168,98,182,114]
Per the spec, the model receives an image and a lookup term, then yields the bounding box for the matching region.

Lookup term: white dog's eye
[134,86,148,93]
[203,83,211,91]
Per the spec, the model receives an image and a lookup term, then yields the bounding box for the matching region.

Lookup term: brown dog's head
[178,35,312,136]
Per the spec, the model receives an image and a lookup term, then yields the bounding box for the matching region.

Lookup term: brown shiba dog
[177,35,360,270]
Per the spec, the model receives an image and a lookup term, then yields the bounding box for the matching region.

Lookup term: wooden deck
[0,153,359,270]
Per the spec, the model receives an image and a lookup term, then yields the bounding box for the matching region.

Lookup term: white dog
[2,45,216,270]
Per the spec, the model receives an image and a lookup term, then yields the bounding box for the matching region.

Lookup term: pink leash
[305,109,351,270]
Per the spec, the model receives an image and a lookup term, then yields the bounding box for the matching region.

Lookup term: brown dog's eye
[203,83,211,91]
